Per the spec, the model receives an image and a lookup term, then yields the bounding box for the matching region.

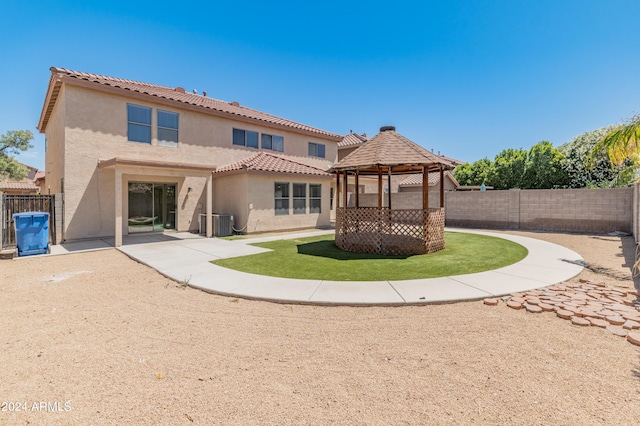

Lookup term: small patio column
[114,168,123,247]
[206,174,213,238]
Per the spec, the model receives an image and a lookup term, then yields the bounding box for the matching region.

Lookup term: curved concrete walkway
[114,228,585,305]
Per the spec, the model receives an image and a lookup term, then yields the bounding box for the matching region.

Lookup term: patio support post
[114,168,123,247]
[439,165,444,208]
[206,174,213,238]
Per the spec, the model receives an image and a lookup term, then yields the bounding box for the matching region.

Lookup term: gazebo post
[422,165,429,210]
[343,171,348,209]
[336,172,341,209]
[422,165,430,251]
[439,165,444,208]
[355,171,359,208]
[377,167,383,250]
[377,167,383,210]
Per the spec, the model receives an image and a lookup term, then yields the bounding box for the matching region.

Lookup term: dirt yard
[1,230,639,425]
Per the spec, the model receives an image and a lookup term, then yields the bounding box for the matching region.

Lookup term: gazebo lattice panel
[336,207,445,256]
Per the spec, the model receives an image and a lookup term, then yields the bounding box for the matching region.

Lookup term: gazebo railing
[336,207,445,255]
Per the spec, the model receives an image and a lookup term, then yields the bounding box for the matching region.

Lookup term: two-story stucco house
[37,67,341,246]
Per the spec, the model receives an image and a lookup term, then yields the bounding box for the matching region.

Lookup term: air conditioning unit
[199,214,234,237]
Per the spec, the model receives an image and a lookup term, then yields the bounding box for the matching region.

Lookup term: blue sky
[1,0,639,170]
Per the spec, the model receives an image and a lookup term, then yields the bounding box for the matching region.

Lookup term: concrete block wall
[444,191,511,228]
[445,187,634,234]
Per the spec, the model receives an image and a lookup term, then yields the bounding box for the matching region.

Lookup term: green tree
[487,148,527,189]
[0,130,34,180]
[522,141,568,189]
[453,158,491,186]
[560,126,634,188]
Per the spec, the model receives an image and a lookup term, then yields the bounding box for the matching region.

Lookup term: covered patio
[331,126,455,255]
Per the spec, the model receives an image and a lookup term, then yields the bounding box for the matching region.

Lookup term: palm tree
[590,114,640,166]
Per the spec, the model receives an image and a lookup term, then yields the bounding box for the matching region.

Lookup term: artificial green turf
[212,232,528,281]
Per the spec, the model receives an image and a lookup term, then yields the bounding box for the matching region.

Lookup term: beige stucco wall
[214,173,331,233]
[44,83,339,241]
[44,85,66,195]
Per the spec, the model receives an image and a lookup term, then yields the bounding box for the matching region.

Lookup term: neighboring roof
[338,132,368,148]
[399,171,459,187]
[38,67,341,141]
[0,181,40,191]
[331,126,455,173]
[214,152,331,177]
[440,155,465,167]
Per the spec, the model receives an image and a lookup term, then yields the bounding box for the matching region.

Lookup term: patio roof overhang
[98,157,214,174]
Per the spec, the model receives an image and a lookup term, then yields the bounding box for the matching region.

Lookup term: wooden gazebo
[331,126,455,256]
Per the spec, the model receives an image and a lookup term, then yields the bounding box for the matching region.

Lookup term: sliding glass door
[128,182,176,233]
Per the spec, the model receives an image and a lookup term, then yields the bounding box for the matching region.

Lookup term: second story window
[262,134,284,152]
[233,128,259,148]
[157,110,179,147]
[308,142,326,158]
[127,104,152,144]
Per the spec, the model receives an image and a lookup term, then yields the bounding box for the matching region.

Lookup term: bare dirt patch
[1,231,639,424]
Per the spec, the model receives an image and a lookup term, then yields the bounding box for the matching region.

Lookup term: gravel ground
[1,230,639,425]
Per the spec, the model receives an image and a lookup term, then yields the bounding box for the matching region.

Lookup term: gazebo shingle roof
[331,127,455,172]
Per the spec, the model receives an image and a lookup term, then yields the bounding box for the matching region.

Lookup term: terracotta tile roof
[338,132,368,148]
[0,181,40,191]
[399,171,459,187]
[39,67,341,140]
[214,152,332,177]
[332,127,455,171]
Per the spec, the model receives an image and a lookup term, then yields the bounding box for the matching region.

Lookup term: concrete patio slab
[41,227,585,306]
[390,277,493,303]
[310,281,405,304]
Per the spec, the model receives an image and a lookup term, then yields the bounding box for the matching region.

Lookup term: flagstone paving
[484,279,640,346]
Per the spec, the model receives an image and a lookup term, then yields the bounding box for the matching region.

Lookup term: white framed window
[274,182,289,215]
[293,183,306,215]
[310,184,321,213]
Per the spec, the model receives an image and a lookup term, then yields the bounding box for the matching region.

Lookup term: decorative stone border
[483,279,640,346]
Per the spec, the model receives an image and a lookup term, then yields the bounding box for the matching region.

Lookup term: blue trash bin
[13,212,50,257]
